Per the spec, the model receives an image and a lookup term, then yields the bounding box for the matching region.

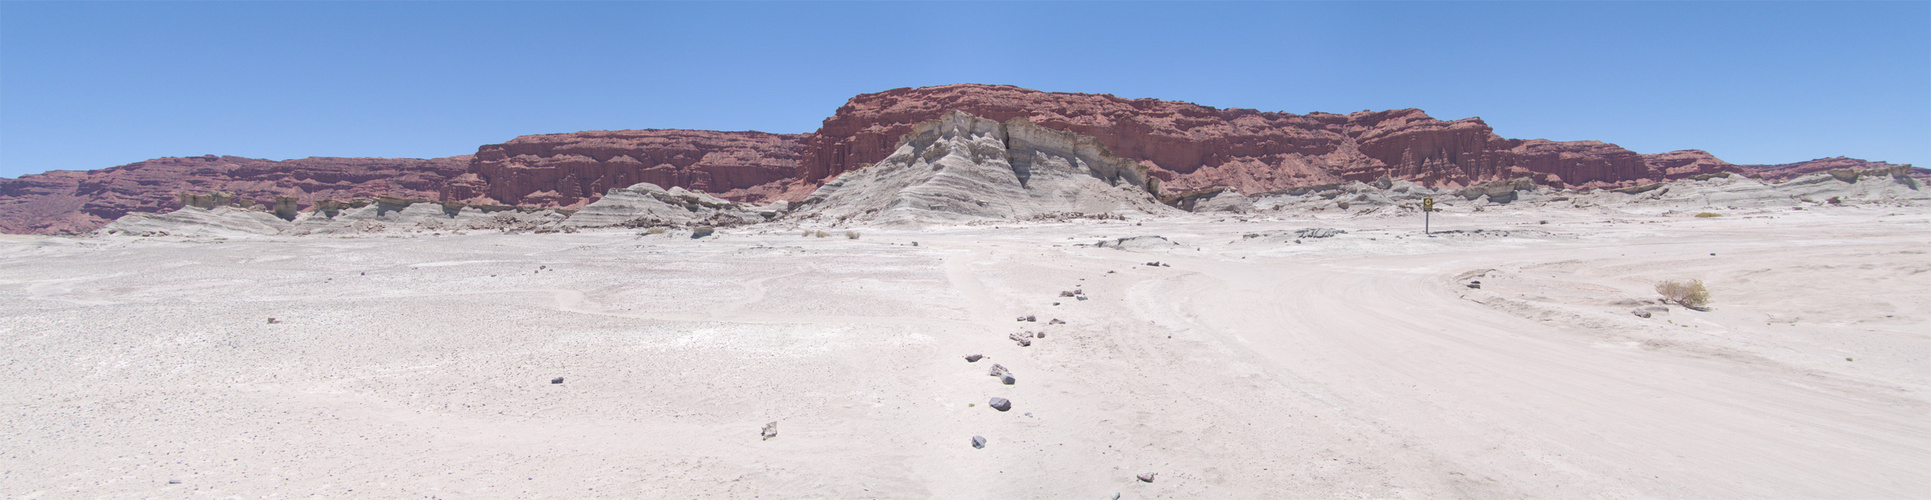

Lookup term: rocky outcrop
[802,84,1750,195]
[1734,157,1927,181]
[442,129,808,208]
[0,155,468,234]
[99,206,291,238]
[560,182,773,228]
[793,111,1174,225]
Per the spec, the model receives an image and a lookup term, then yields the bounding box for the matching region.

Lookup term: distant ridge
[3,84,1920,234]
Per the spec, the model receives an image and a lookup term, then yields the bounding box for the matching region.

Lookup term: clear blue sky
[2,1,1926,179]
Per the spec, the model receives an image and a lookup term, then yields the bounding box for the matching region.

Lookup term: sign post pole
[1423,197,1434,236]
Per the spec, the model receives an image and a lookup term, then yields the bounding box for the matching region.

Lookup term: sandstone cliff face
[441,129,808,208]
[0,155,468,234]
[802,84,1744,195]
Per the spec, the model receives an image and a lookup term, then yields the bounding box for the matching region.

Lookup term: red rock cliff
[0,155,467,234]
[440,129,807,208]
[802,84,1742,195]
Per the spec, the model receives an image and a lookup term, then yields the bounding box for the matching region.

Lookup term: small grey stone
[1001,373,1016,385]
[761,421,778,441]
[971,435,987,449]
[551,377,564,384]
[1137,472,1157,482]
[167,479,181,485]
[1631,309,1652,318]
[988,364,1008,377]
[988,397,1012,411]
[964,354,984,362]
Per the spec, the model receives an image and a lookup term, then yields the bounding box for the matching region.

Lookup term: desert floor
[3,207,1928,498]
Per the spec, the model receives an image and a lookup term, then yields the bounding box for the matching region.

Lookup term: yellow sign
[1422,198,1434,212]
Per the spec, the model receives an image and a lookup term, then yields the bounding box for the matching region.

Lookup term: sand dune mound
[562,182,773,228]
[793,111,1178,225]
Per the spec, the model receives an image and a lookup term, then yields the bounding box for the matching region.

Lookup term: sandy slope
[3,207,1927,498]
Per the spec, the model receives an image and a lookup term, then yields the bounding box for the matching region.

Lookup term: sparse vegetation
[845,230,860,239]
[644,227,667,235]
[1827,196,1843,205]
[1655,279,1711,309]
[1695,212,1722,218]
[814,230,830,238]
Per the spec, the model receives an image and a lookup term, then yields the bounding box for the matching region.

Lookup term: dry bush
[1655,279,1711,308]
[1695,212,1722,218]
[845,230,860,239]
[814,230,830,238]
[644,227,667,235]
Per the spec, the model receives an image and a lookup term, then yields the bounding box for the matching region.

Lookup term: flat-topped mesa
[802,84,1746,195]
[1734,156,1926,181]
[441,129,809,209]
[0,155,469,234]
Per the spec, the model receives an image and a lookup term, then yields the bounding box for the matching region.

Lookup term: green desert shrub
[1656,279,1711,309]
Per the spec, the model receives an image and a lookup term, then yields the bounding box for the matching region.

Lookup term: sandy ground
[3,207,1928,498]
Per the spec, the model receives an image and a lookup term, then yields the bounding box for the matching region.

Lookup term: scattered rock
[1001,373,1016,385]
[1295,228,1346,238]
[1137,472,1157,483]
[964,354,985,362]
[1631,309,1652,318]
[1048,318,1065,325]
[972,435,987,449]
[761,421,778,441]
[1060,290,1078,297]
[988,397,1012,412]
[168,479,181,485]
[988,364,1009,377]
[266,318,280,324]
[691,226,715,238]
[1009,333,1033,347]
[1033,331,1045,339]
[551,377,564,384]
[1466,281,1482,289]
